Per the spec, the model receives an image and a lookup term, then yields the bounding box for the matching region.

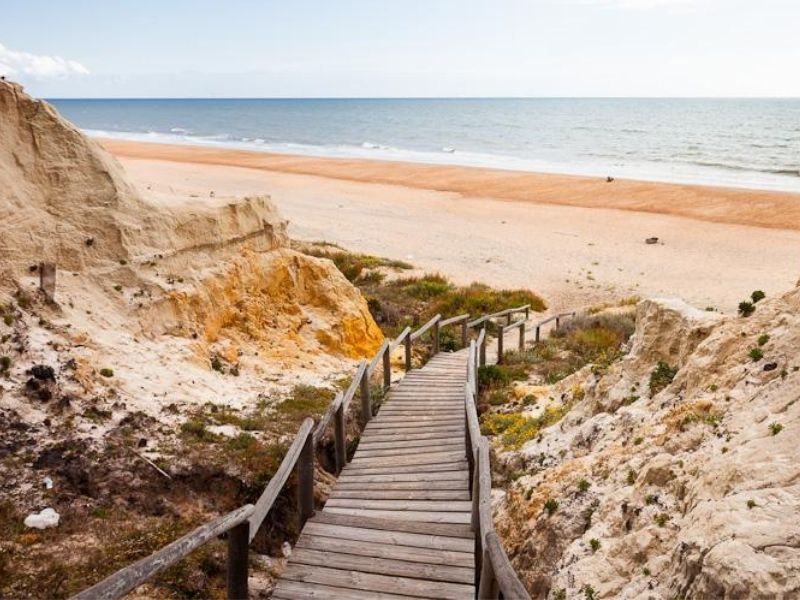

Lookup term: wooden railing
[497,311,576,364]
[72,303,543,600]
[465,339,530,599]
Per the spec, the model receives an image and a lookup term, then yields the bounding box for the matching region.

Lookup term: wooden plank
[281,563,474,600]
[359,430,465,443]
[302,522,472,553]
[273,579,416,600]
[356,442,463,457]
[377,409,463,417]
[291,548,474,585]
[341,461,468,476]
[325,499,472,512]
[297,531,473,567]
[329,489,470,501]
[349,451,466,468]
[358,436,463,450]
[366,417,464,429]
[335,480,469,491]
[310,511,474,539]
[336,471,468,484]
[361,426,464,438]
[323,507,472,525]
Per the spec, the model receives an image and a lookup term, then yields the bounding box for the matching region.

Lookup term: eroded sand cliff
[494,288,800,598]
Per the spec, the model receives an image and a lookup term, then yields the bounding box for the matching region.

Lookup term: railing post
[506,313,512,326]
[334,403,346,473]
[472,452,482,590]
[525,306,530,319]
[556,316,561,330]
[382,344,391,390]
[461,321,468,349]
[518,322,525,351]
[297,433,314,526]
[360,367,371,422]
[497,330,504,365]
[478,548,497,600]
[433,319,440,354]
[480,336,486,367]
[404,336,412,371]
[227,521,249,600]
[535,325,540,343]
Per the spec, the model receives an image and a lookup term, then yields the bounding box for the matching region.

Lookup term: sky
[2,0,800,98]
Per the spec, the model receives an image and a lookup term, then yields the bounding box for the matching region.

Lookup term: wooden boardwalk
[273,351,475,600]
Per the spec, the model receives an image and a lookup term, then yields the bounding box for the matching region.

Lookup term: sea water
[50,97,800,192]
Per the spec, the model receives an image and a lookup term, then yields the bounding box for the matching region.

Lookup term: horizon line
[44,95,800,101]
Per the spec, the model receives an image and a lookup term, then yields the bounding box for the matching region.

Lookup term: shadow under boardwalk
[273,351,475,600]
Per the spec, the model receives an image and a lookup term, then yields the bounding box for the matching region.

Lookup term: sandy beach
[103,139,800,312]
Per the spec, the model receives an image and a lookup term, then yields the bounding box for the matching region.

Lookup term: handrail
[341,360,368,412]
[366,338,391,376]
[409,313,441,341]
[440,313,470,327]
[467,304,530,329]
[497,311,577,364]
[388,326,412,352]
[466,340,531,599]
[72,504,255,600]
[249,418,315,540]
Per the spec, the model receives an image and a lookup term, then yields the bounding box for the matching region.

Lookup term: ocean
[49,98,800,192]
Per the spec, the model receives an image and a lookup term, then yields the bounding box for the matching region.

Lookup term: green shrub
[543,499,558,516]
[2,314,13,327]
[0,356,10,372]
[180,419,218,443]
[589,538,601,552]
[626,469,637,485]
[747,499,757,509]
[751,290,766,303]
[738,301,755,317]
[757,334,770,346]
[769,422,783,436]
[654,513,669,527]
[577,479,591,493]
[749,348,764,362]
[210,356,224,372]
[478,365,511,388]
[99,368,114,378]
[649,362,677,394]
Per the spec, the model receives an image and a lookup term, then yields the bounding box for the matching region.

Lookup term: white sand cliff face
[494,290,800,598]
[0,78,382,439]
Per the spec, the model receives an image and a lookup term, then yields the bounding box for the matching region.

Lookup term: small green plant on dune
[747,499,757,509]
[649,361,677,395]
[577,479,591,493]
[544,498,558,516]
[589,538,601,552]
[769,422,783,436]
[757,334,770,346]
[738,301,755,317]
[99,368,114,378]
[748,347,764,362]
[751,290,766,303]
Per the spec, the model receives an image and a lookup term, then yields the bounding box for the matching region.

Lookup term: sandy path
[114,153,800,313]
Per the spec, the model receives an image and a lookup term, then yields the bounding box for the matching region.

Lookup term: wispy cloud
[0,42,89,80]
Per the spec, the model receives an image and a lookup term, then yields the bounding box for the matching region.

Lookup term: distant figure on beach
[606,176,615,183]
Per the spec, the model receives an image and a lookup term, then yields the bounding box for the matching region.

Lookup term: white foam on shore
[85,128,800,194]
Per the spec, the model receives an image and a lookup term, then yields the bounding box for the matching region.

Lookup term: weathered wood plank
[297,531,473,567]
[355,442,463,457]
[310,511,474,539]
[341,462,468,476]
[357,437,463,450]
[361,426,464,437]
[291,548,474,584]
[329,489,470,501]
[349,450,466,468]
[281,564,474,600]
[302,522,471,553]
[323,507,472,524]
[335,480,469,491]
[359,430,465,443]
[273,579,416,600]
[336,471,468,484]
[325,498,472,512]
